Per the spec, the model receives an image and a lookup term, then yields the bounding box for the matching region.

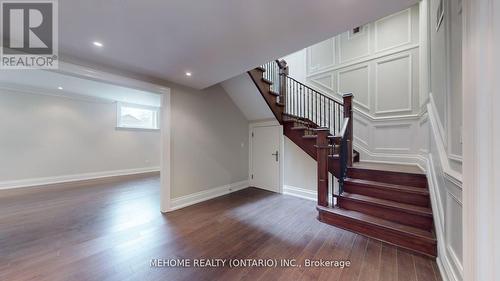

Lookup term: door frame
[249,120,284,194]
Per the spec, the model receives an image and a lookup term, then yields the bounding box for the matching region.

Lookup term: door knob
[272,151,279,162]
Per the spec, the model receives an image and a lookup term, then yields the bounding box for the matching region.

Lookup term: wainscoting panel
[374,8,412,53]
[374,54,412,114]
[307,38,335,74]
[373,123,413,153]
[339,25,370,63]
[337,64,370,110]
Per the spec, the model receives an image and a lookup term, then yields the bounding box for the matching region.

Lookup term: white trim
[283,185,317,201]
[354,143,427,171]
[340,25,371,64]
[374,8,413,53]
[116,102,160,130]
[336,64,371,110]
[426,154,462,281]
[160,91,172,213]
[307,44,419,78]
[427,98,462,184]
[0,167,160,190]
[303,86,422,122]
[306,38,336,76]
[48,61,170,96]
[169,180,249,211]
[429,93,448,148]
[248,120,284,194]
[374,53,413,115]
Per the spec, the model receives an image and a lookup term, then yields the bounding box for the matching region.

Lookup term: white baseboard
[283,185,317,201]
[0,167,160,190]
[169,180,249,211]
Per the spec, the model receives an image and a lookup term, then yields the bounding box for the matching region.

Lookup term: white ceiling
[0,69,161,106]
[58,0,419,89]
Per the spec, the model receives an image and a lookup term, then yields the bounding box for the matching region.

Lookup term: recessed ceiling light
[57,86,63,90]
[93,41,103,47]
[185,72,192,77]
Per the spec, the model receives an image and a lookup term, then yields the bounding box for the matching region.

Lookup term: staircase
[248,60,437,257]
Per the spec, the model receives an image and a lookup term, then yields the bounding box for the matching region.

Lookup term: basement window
[117,103,159,130]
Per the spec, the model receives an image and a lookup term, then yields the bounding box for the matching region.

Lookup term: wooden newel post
[315,128,330,207]
[278,60,288,106]
[342,93,353,167]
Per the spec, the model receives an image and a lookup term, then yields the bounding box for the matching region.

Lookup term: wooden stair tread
[256,66,266,72]
[291,126,308,130]
[276,102,285,107]
[302,135,317,139]
[344,178,429,195]
[317,206,436,241]
[262,78,273,85]
[269,90,280,96]
[338,192,433,216]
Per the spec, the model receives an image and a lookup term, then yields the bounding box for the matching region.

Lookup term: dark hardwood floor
[0,175,442,281]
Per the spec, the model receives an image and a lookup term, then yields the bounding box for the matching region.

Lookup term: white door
[251,125,280,192]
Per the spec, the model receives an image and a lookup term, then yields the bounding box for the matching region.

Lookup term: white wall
[0,88,160,188]
[284,5,426,166]
[429,0,463,172]
[426,0,463,279]
[281,4,463,280]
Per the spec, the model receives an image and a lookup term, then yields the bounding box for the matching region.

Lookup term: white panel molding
[419,114,430,154]
[310,73,335,91]
[427,97,462,184]
[429,93,448,148]
[0,167,160,190]
[169,180,249,211]
[372,123,413,152]
[353,117,370,147]
[306,39,335,76]
[302,86,421,122]
[374,53,413,115]
[339,25,371,64]
[353,143,426,169]
[283,185,316,201]
[426,155,462,281]
[336,64,371,110]
[448,154,463,164]
[374,8,412,53]
[306,44,419,79]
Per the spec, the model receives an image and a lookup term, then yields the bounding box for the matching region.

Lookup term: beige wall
[170,84,249,198]
[0,89,160,184]
[283,138,316,191]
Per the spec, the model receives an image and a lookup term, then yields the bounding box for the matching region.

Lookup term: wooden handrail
[337,117,350,139]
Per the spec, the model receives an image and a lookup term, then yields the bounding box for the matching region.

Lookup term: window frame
[116,102,160,130]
